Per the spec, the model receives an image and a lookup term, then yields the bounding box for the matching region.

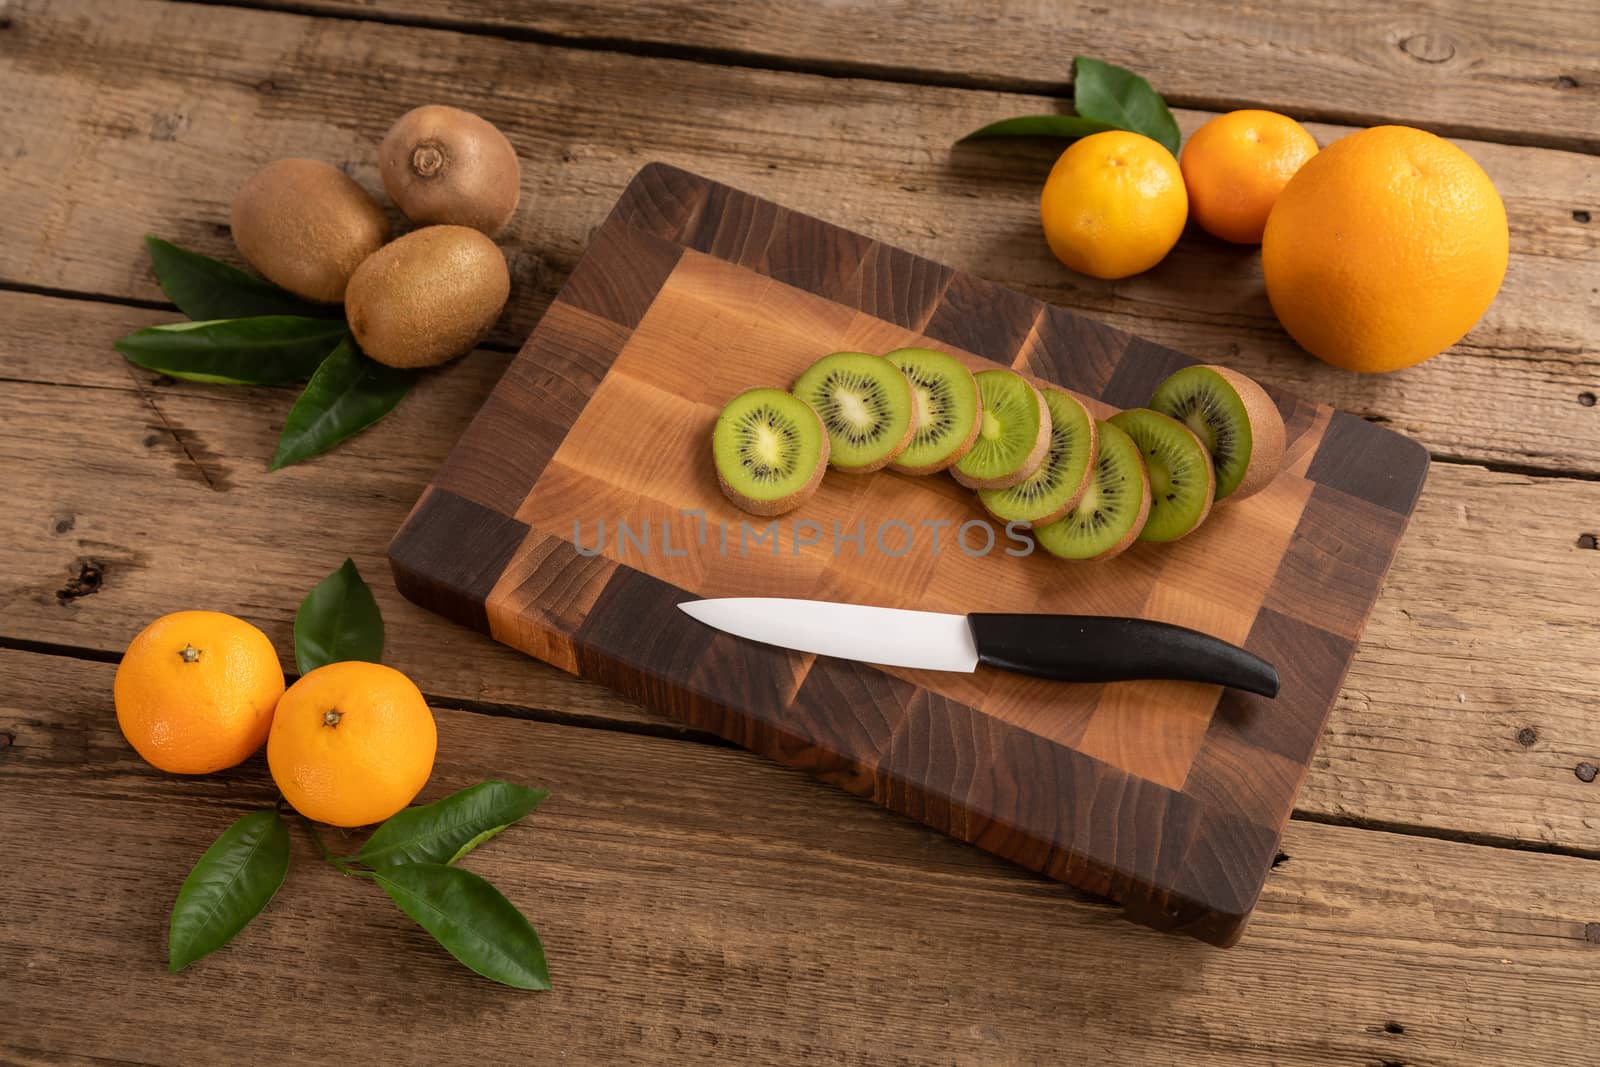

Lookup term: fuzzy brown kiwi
[344,225,509,369]
[230,159,387,303]
[379,106,522,237]
[1149,364,1285,501]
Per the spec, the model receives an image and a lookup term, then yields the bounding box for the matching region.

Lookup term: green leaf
[358,781,548,869]
[116,316,350,385]
[1071,56,1182,157]
[294,556,384,674]
[144,235,339,321]
[269,340,414,471]
[372,863,551,990]
[168,809,290,973]
[957,113,1116,143]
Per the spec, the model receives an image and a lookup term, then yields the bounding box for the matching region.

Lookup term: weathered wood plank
[4,292,1599,853]
[4,648,1599,1065]
[0,0,1595,472]
[279,0,1600,153]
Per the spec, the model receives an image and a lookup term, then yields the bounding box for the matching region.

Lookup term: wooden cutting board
[390,163,1429,946]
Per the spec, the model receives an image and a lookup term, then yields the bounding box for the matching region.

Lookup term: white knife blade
[678,597,979,672]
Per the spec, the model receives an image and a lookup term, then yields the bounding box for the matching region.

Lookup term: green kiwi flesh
[884,348,982,475]
[792,352,916,472]
[1108,408,1215,542]
[712,388,829,516]
[977,386,1097,527]
[1035,419,1151,560]
[1149,364,1285,501]
[951,370,1052,489]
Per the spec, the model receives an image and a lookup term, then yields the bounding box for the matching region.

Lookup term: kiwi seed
[884,347,982,475]
[712,388,830,516]
[951,369,1051,490]
[344,225,510,369]
[230,158,387,303]
[1107,408,1216,542]
[791,352,916,472]
[1150,364,1286,501]
[977,386,1098,527]
[1034,419,1152,561]
[380,105,522,237]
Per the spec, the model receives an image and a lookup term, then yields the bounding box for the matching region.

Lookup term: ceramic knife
[678,597,1279,697]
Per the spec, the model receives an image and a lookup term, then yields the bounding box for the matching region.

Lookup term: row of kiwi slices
[710,348,1285,560]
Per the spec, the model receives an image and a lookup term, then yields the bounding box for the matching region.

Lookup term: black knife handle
[966,614,1279,697]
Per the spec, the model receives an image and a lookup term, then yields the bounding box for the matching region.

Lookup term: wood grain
[281,0,1600,152]
[3,289,1598,854]
[1,0,1595,473]
[5,649,1600,1065]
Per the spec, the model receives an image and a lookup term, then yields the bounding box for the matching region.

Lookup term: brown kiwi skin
[950,378,1052,490]
[714,403,830,517]
[1204,364,1286,501]
[230,159,387,303]
[379,106,522,237]
[890,359,984,476]
[344,225,509,369]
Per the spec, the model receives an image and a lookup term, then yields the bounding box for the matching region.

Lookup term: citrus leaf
[270,340,414,471]
[358,781,548,869]
[144,235,338,321]
[1071,56,1181,157]
[168,808,290,973]
[115,316,349,385]
[294,556,383,674]
[957,113,1116,143]
[372,863,551,990]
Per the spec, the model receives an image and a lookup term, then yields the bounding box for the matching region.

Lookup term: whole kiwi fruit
[230,159,387,303]
[379,105,522,236]
[344,225,510,369]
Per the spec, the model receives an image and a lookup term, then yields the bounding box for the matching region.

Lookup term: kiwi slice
[792,352,916,472]
[884,348,982,475]
[1108,409,1216,542]
[1150,364,1286,501]
[712,388,830,516]
[977,387,1098,527]
[951,370,1052,489]
[1035,419,1152,560]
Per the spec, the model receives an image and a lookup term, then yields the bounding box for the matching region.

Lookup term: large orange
[114,610,285,774]
[1262,126,1508,373]
[1039,130,1187,279]
[268,661,437,827]
[1180,110,1318,244]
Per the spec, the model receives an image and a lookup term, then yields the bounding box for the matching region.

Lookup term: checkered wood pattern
[391,164,1429,945]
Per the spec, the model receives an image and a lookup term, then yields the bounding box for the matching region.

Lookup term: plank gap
[0,278,176,314]
[171,0,1600,155]
[1431,453,1600,485]
[1288,808,1600,865]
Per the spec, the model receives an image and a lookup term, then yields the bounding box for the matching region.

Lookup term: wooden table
[2,1,1596,1062]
